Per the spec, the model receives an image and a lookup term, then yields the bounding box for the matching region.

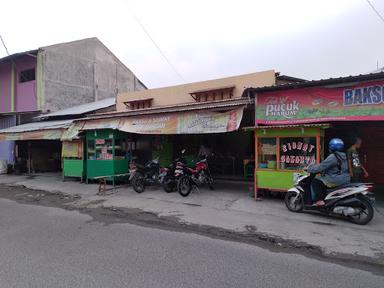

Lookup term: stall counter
[254,126,327,199]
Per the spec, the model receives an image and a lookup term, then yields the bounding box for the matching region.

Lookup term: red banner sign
[256,80,384,124]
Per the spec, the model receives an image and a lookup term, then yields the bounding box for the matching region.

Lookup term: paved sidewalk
[0,173,383,265]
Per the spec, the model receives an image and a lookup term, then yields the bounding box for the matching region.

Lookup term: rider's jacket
[307,151,351,188]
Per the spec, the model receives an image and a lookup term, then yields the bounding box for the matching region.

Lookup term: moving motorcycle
[130,158,168,193]
[285,173,375,225]
[178,156,214,197]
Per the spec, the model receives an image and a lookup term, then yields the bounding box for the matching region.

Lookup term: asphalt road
[0,199,383,288]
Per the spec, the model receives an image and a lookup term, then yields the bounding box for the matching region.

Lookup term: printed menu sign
[279,138,316,170]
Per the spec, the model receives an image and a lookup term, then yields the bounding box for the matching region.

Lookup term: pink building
[0,37,146,165]
[0,51,38,114]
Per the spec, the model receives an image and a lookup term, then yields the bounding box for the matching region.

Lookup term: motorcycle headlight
[293,173,301,184]
[293,173,308,185]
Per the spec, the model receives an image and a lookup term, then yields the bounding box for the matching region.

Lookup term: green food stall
[254,125,327,199]
[85,129,131,185]
[62,139,84,181]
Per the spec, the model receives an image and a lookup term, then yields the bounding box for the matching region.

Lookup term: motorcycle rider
[307,138,351,206]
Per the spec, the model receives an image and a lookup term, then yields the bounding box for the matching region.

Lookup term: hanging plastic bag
[0,160,7,174]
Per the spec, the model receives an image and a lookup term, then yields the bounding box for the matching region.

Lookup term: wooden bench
[92,173,131,195]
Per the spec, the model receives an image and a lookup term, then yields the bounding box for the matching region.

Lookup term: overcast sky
[1,0,384,88]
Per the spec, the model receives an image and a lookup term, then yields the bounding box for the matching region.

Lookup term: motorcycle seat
[326,182,365,193]
[135,163,146,169]
[188,167,196,173]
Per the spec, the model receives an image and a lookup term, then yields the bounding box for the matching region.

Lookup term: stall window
[95,139,113,160]
[258,138,277,169]
[87,140,95,160]
[280,137,316,170]
[114,139,128,160]
[62,141,83,160]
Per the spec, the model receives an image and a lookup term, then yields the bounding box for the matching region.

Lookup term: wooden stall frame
[254,127,324,200]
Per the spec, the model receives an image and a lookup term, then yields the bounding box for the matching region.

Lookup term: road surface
[0,198,383,288]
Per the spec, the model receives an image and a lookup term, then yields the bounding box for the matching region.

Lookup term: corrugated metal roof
[36,98,116,119]
[0,120,73,134]
[86,98,252,121]
[0,50,38,64]
[275,74,306,83]
[246,71,384,93]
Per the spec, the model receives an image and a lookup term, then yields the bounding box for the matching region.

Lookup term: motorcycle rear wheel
[349,197,374,225]
[132,173,146,193]
[178,176,192,197]
[284,191,304,212]
[163,177,176,193]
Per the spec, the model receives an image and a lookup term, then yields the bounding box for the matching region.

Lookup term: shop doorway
[326,122,384,203]
[174,131,254,180]
[325,122,384,184]
[15,140,62,173]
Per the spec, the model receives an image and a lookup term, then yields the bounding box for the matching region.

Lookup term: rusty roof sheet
[82,98,252,121]
[0,120,73,134]
[245,71,384,93]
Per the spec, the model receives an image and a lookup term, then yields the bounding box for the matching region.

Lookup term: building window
[19,69,35,83]
[189,86,235,102]
[123,98,153,110]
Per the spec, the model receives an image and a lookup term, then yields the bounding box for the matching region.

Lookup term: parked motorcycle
[285,173,375,225]
[178,156,214,197]
[162,150,187,193]
[130,158,168,193]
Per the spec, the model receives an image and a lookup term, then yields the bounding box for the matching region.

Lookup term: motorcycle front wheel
[207,176,214,190]
[284,191,304,212]
[349,197,374,225]
[178,176,192,197]
[132,173,146,193]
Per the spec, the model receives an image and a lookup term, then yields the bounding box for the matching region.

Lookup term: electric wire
[365,0,384,24]
[127,2,186,83]
[0,34,10,56]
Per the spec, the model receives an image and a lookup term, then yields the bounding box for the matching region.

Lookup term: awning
[0,120,72,141]
[60,118,120,141]
[120,106,244,134]
[65,106,245,138]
